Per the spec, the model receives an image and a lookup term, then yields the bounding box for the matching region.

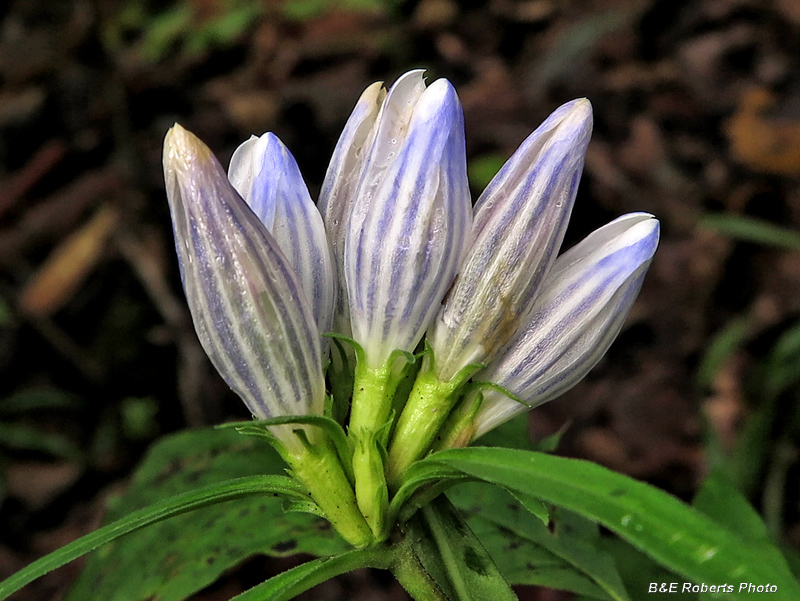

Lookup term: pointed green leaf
[389,460,467,524]
[693,468,769,543]
[0,475,303,601]
[423,447,800,600]
[61,428,350,601]
[230,547,392,601]
[698,214,800,251]
[407,496,518,601]
[449,482,628,600]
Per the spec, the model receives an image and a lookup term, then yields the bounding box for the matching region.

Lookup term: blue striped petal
[163,124,325,443]
[228,132,336,343]
[428,99,593,381]
[344,73,472,367]
[318,81,385,338]
[472,213,660,439]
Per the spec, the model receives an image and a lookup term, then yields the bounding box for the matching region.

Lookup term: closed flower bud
[344,71,472,367]
[228,132,336,342]
[163,124,325,446]
[429,99,593,381]
[472,213,660,439]
[319,81,386,339]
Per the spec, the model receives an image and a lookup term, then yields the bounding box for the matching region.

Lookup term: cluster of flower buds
[163,70,659,546]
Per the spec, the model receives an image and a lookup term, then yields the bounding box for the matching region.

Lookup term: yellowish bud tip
[566,98,592,122]
[164,123,215,172]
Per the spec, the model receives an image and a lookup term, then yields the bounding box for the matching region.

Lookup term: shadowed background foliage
[1,0,800,599]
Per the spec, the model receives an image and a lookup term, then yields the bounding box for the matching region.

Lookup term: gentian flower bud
[318,82,386,417]
[163,124,325,448]
[228,132,336,342]
[340,71,472,535]
[470,213,660,440]
[319,81,386,339]
[344,71,472,368]
[428,99,593,382]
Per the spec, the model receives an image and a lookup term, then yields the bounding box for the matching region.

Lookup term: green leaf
[449,483,628,600]
[508,490,550,525]
[698,214,800,251]
[422,447,800,600]
[468,153,506,190]
[140,5,190,62]
[782,544,800,580]
[222,414,353,482]
[0,387,81,414]
[192,4,261,50]
[63,428,350,601]
[475,412,532,449]
[764,319,800,399]
[120,396,159,440]
[230,547,392,601]
[407,495,518,601]
[693,468,769,543]
[0,422,81,459]
[597,538,692,601]
[281,0,329,21]
[0,475,303,601]
[390,460,467,524]
[475,411,566,452]
[695,317,749,391]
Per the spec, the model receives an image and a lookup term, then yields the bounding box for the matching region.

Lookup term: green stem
[235,534,447,601]
[390,532,450,601]
[387,363,462,487]
[286,438,373,548]
[348,360,395,537]
[763,439,795,539]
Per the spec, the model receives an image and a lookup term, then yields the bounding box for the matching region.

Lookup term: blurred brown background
[1,0,800,599]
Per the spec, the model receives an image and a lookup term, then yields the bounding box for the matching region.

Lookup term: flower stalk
[281,433,374,548]
[386,354,479,487]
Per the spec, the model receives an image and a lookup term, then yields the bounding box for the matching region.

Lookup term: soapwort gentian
[162,70,659,548]
[9,70,779,601]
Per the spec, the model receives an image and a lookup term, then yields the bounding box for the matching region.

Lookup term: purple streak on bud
[318,81,385,338]
[473,213,660,439]
[429,99,593,381]
[228,132,336,343]
[344,72,472,367]
[163,124,325,437]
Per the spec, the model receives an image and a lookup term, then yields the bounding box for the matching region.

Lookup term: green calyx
[351,428,390,539]
[283,436,374,548]
[223,415,373,548]
[346,349,415,539]
[220,344,497,548]
[386,348,484,488]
